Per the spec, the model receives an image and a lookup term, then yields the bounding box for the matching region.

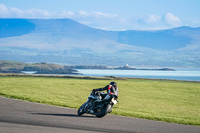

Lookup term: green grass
[0,76,200,126]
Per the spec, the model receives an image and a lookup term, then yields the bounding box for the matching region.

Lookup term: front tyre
[95,104,112,118]
[77,102,86,115]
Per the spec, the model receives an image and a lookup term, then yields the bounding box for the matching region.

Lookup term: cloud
[0,4,14,17]
[91,11,118,18]
[0,4,122,30]
[78,10,118,18]
[0,4,118,20]
[144,14,161,23]
[0,4,9,16]
[58,11,74,18]
[79,10,88,16]
[26,9,51,18]
[0,4,49,18]
[138,13,181,25]
[133,13,182,30]
[0,4,191,31]
[0,4,29,18]
[0,4,75,19]
[164,13,181,25]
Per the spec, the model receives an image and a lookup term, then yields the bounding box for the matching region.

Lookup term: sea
[76,69,200,81]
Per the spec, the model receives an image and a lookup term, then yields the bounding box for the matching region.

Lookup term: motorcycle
[77,91,118,118]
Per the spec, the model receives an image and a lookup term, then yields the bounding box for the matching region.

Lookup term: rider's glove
[113,95,118,98]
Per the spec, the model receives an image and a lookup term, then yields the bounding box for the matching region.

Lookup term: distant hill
[0,18,200,68]
[117,27,194,50]
[0,60,77,74]
[0,19,35,38]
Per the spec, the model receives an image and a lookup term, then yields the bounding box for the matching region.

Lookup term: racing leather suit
[94,85,119,100]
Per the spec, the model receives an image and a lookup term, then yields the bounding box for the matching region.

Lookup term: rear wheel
[77,102,86,115]
[95,104,112,118]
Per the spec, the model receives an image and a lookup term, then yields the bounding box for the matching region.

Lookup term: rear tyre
[95,104,112,118]
[77,102,86,115]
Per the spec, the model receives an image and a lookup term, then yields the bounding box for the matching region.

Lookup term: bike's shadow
[32,113,95,118]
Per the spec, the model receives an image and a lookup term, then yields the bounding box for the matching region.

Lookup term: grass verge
[0,76,199,126]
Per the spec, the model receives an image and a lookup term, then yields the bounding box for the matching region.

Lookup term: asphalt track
[0,96,199,133]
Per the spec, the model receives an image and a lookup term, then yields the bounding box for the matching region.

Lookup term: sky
[0,0,200,31]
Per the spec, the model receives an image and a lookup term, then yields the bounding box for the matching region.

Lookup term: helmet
[109,81,117,88]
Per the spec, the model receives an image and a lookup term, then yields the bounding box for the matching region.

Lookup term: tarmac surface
[0,96,199,133]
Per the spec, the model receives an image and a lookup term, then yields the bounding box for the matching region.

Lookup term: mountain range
[0,18,200,69]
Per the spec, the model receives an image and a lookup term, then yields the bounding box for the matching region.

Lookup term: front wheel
[95,104,112,118]
[77,102,86,115]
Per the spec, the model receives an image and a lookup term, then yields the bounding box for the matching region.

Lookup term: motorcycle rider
[93,81,119,101]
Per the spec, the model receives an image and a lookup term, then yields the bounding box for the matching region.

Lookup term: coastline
[0,73,200,83]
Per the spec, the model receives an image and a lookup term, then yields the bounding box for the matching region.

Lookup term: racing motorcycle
[77,91,118,118]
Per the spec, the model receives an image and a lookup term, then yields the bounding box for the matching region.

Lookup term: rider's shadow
[32,113,95,118]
